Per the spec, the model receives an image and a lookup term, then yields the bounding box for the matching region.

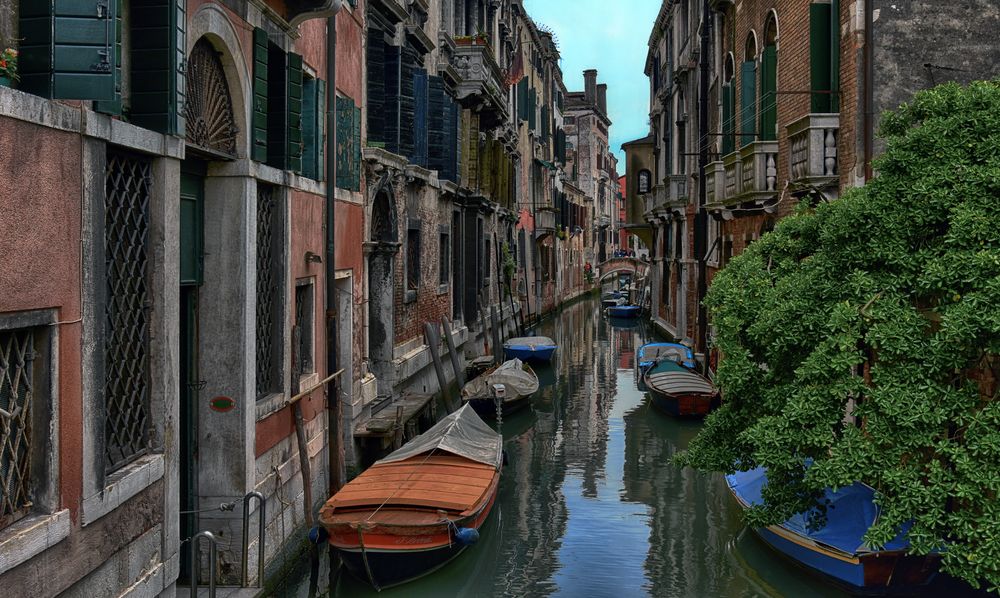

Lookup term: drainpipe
[695,0,712,360]
[863,0,874,180]
[325,7,343,498]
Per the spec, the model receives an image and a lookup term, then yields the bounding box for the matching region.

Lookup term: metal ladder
[188,492,267,597]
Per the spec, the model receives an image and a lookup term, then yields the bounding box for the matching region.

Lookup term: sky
[523,0,661,169]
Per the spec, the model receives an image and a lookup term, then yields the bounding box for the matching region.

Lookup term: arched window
[722,53,736,155]
[637,169,652,194]
[760,12,779,141]
[740,32,758,146]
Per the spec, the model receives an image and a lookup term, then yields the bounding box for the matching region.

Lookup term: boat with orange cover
[318,405,502,590]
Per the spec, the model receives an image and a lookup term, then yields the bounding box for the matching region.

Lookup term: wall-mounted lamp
[305,251,323,264]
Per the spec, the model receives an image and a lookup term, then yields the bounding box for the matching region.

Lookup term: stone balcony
[535,207,557,235]
[721,141,779,207]
[705,160,725,205]
[788,113,839,196]
[454,38,508,129]
[668,174,688,205]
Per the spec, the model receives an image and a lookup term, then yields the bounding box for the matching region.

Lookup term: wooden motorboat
[606,304,641,318]
[643,359,718,416]
[503,336,557,363]
[635,342,696,391]
[727,467,939,594]
[319,405,502,590]
[461,358,539,417]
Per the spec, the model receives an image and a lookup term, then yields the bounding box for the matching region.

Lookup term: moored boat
[318,405,503,590]
[461,358,539,417]
[643,359,717,416]
[503,336,557,363]
[635,342,696,391]
[601,291,624,307]
[726,467,939,594]
[606,304,641,318]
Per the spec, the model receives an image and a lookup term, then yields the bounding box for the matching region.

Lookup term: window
[439,229,450,287]
[760,14,779,142]
[407,220,421,295]
[255,185,283,399]
[638,170,652,194]
[741,33,758,147]
[722,54,736,155]
[104,151,152,472]
[0,327,42,529]
[252,29,303,171]
[294,280,315,376]
[302,76,327,180]
[810,2,837,112]
[335,95,362,190]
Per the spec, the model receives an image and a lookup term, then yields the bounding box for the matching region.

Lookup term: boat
[503,336,557,363]
[635,342,696,391]
[643,359,718,416]
[461,358,539,417]
[601,291,624,307]
[726,467,939,594]
[318,405,503,590]
[606,304,641,318]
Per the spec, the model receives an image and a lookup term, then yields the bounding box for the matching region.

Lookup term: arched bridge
[597,257,649,281]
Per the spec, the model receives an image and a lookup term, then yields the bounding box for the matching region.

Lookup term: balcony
[454,39,508,129]
[669,174,688,205]
[705,161,725,205]
[720,141,778,206]
[535,207,557,236]
[788,113,840,196]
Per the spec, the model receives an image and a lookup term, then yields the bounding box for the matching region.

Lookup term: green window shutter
[94,0,122,114]
[541,105,549,142]
[335,95,353,190]
[722,82,735,155]
[317,80,326,181]
[20,0,119,100]
[517,79,529,121]
[740,61,756,147]
[287,53,303,174]
[252,28,269,162]
[266,43,288,169]
[302,78,318,180]
[352,104,362,191]
[528,88,537,131]
[810,2,833,113]
[123,0,186,134]
[760,46,777,141]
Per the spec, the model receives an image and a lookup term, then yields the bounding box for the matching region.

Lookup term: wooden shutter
[528,88,537,131]
[303,78,318,179]
[427,76,446,174]
[20,0,119,100]
[94,0,122,114]
[352,104,362,191]
[442,98,459,182]
[413,69,429,168]
[722,82,734,155]
[760,46,777,141]
[367,31,386,145]
[251,28,269,162]
[397,46,418,160]
[383,44,402,155]
[117,0,186,133]
[810,3,833,112]
[287,53,304,174]
[517,79,529,122]
[336,95,353,189]
[541,105,549,142]
[317,80,326,180]
[266,43,288,168]
[740,61,756,147]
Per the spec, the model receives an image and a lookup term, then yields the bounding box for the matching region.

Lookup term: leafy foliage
[676,81,1000,589]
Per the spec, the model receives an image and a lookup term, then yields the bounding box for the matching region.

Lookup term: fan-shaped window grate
[185,39,238,157]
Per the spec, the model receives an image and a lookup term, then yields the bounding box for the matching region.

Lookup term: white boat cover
[505,336,556,348]
[377,404,502,468]
[646,361,716,396]
[461,358,540,400]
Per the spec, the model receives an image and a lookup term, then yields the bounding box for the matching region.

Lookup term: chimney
[597,83,608,115]
[584,69,598,106]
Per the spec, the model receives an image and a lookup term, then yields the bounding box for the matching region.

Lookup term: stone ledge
[82,454,165,526]
[0,508,70,575]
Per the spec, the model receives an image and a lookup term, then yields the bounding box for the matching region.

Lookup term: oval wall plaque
[209,396,236,413]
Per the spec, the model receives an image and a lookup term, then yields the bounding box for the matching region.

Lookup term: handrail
[190,530,218,598]
[242,491,267,588]
[285,368,345,407]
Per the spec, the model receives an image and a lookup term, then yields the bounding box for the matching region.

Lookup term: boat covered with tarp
[635,342,696,391]
[319,405,502,590]
[643,359,717,416]
[606,304,641,318]
[726,467,939,594]
[503,336,557,363]
[461,358,539,417]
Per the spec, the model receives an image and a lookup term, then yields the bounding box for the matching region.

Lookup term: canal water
[277,295,982,597]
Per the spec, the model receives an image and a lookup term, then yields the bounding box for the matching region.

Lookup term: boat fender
[453,527,480,546]
[308,526,328,545]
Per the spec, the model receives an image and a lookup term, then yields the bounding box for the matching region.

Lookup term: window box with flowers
[0,48,17,87]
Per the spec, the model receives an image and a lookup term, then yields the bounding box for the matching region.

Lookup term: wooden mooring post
[440,316,465,388]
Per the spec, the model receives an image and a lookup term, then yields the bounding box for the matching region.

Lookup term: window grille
[104,151,151,472]
[407,225,421,292]
[294,283,315,376]
[0,329,35,529]
[439,232,450,286]
[256,185,281,399]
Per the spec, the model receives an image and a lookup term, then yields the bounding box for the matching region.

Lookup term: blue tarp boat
[503,336,557,363]
[635,342,695,391]
[606,304,641,318]
[726,467,938,594]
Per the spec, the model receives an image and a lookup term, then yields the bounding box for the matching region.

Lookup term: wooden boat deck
[323,454,496,515]
[646,367,715,396]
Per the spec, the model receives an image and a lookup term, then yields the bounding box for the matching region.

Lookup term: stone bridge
[597,257,649,281]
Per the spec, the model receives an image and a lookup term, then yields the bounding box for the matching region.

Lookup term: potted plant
[0,47,18,87]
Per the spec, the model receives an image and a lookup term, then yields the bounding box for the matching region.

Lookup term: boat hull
[503,346,556,363]
[647,387,717,417]
[339,542,468,589]
[466,394,531,418]
[606,305,641,318]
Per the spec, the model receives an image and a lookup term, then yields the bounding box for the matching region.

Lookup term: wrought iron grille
[0,329,34,528]
[255,186,280,398]
[184,38,238,157]
[104,152,152,471]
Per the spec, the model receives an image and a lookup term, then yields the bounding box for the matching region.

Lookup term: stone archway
[367,177,399,397]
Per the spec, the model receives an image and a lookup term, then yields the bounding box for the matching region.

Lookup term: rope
[364,448,440,522]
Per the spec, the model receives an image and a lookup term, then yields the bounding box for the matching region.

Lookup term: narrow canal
[279,294,980,597]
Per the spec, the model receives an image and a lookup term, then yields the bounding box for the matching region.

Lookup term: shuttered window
[266,42,287,168]
[287,53,303,174]
[541,105,549,142]
[412,69,429,168]
[759,46,777,141]
[366,29,386,147]
[517,79,529,122]
[740,61,756,147]
[302,77,326,180]
[335,95,362,191]
[810,3,833,112]
[722,82,735,155]
[528,88,537,131]
[252,28,269,162]
[428,75,447,176]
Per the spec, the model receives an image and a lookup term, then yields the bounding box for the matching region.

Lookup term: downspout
[695,0,712,361]
[325,7,343,499]
[863,0,874,180]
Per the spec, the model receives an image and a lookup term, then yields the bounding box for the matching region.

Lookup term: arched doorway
[367,179,399,397]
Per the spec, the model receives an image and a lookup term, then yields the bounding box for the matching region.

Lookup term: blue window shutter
[383,44,402,154]
[397,47,417,160]
[287,53,304,174]
[366,32,385,146]
[251,28,269,162]
[740,61,756,147]
[427,75,446,175]
[412,69,429,168]
[20,0,119,100]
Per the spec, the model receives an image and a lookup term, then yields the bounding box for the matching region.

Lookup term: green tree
[677,80,1000,590]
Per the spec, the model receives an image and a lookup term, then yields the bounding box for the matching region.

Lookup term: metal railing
[189,530,218,598]
[242,491,267,588]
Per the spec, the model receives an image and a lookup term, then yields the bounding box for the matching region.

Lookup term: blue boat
[502,336,557,363]
[726,467,939,595]
[601,291,624,307]
[635,342,696,391]
[606,304,641,318]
